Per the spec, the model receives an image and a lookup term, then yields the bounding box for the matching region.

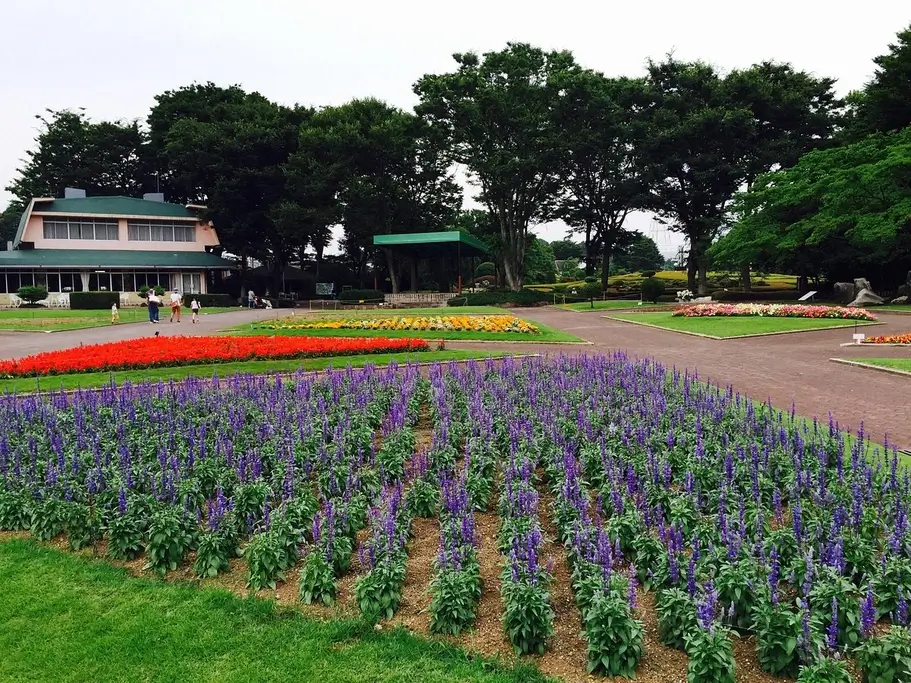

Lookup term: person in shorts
[169,289,182,323]
[190,297,200,324]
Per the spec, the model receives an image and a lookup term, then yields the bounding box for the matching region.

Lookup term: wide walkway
[453,307,911,449]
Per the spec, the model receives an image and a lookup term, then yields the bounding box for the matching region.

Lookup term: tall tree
[6,109,152,203]
[523,236,556,284]
[640,58,840,294]
[552,71,651,291]
[549,239,585,261]
[715,127,911,285]
[848,24,911,137]
[614,233,665,273]
[415,43,580,290]
[150,84,310,292]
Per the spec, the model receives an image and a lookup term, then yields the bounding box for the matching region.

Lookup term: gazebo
[373,231,491,294]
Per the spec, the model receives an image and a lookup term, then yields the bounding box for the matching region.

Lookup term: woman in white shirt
[169,289,182,323]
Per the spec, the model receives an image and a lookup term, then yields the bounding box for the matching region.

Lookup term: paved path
[0,308,287,358]
[451,308,911,449]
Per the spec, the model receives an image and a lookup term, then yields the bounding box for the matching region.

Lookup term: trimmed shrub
[138,285,165,299]
[640,270,657,278]
[17,285,48,304]
[70,291,120,310]
[475,262,496,277]
[641,277,666,303]
[712,289,797,303]
[191,293,234,308]
[338,289,384,302]
[447,289,550,307]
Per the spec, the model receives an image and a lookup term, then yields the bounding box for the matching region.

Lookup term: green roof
[33,196,201,219]
[373,231,490,258]
[13,196,204,248]
[0,249,235,270]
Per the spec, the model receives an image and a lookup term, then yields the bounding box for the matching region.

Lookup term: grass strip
[0,539,544,683]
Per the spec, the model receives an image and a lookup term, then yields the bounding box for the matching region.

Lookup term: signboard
[797,290,818,301]
[315,282,334,296]
[853,333,866,343]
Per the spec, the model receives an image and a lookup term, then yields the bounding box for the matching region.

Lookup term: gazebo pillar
[410,259,418,291]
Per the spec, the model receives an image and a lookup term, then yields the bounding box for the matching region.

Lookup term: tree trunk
[741,263,751,292]
[385,249,400,294]
[584,222,594,277]
[314,243,324,282]
[503,257,522,292]
[698,259,708,296]
[601,245,612,294]
[686,250,697,293]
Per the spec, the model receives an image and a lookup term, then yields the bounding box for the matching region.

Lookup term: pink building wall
[23,215,221,251]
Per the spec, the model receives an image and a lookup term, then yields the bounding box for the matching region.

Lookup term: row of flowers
[0,335,429,377]
[673,303,877,321]
[257,315,540,335]
[864,333,911,344]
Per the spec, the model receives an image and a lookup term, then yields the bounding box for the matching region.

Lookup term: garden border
[605,315,882,340]
[829,357,911,378]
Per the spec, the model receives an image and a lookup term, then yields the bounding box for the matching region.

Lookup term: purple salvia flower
[860,584,876,639]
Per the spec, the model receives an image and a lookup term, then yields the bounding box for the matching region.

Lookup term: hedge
[641,277,666,303]
[192,293,235,308]
[447,289,551,307]
[338,289,385,302]
[70,291,120,310]
[712,289,799,303]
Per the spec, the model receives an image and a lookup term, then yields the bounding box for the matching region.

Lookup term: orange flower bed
[0,335,430,377]
[864,333,911,344]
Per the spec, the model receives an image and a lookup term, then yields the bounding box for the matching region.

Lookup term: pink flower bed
[672,303,877,321]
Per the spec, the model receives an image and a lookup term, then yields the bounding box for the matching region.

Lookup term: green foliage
[752,599,802,677]
[849,25,911,136]
[685,626,736,683]
[61,501,100,551]
[429,565,482,635]
[583,591,644,677]
[405,479,439,519]
[796,657,852,683]
[415,44,579,290]
[502,578,555,655]
[0,488,31,531]
[714,558,760,632]
[376,429,415,482]
[193,524,238,578]
[656,587,698,650]
[338,289,384,302]
[873,556,911,617]
[192,293,234,307]
[475,261,496,277]
[549,239,585,261]
[615,235,665,274]
[17,286,48,305]
[106,510,145,561]
[809,573,862,649]
[244,528,289,590]
[356,560,407,621]
[30,498,64,541]
[448,289,550,307]
[298,551,336,606]
[640,277,666,303]
[855,625,911,683]
[69,291,120,310]
[523,236,556,284]
[144,507,193,576]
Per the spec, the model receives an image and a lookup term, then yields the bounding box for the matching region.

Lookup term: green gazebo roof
[0,249,235,270]
[373,231,491,258]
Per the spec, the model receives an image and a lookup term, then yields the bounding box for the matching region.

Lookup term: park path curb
[830,358,911,378]
[605,315,881,340]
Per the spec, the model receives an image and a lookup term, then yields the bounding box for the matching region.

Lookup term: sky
[1,0,907,258]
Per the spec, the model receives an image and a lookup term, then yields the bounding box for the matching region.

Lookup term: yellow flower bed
[260,314,540,334]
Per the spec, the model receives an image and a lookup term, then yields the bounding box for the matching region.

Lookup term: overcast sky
[1,0,907,257]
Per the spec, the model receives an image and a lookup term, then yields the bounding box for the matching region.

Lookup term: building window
[42,217,118,240]
[127,220,195,243]
[180,272,201,293]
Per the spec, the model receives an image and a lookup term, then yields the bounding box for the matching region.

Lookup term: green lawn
[609,312,877,338]
[559,300,665,311]
[0,539,543,683]
[874,306,911,313]
[842,358,911,373]
[0,350,509,394]
[0,306,241,331]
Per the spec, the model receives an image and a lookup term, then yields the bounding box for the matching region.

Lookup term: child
[190,297,200,324]
[111,302,120,324]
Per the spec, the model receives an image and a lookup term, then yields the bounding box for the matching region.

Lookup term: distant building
[0,189,236,306]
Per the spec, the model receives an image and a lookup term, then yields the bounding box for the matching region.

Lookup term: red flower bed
[0,335,430,377]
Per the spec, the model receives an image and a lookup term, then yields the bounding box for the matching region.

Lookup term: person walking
[111,302,120,324]
[190,297,200,324]
[169,289,182,323]
[147,290,160,323]
[247,288,255,309]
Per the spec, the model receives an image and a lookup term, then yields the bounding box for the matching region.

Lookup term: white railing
[383,292,457,305]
